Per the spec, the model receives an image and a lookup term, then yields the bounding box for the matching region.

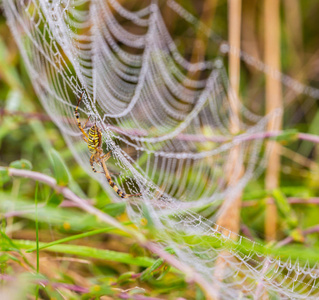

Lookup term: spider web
[4,0,319,298]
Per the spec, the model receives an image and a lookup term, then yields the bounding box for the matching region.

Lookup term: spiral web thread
[3,0,319,298]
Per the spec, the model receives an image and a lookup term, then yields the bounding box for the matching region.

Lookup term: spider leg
[101,151,121,175]
[82,136,88,143]
[75,90,88,138]
[90,154,103,173]
[109,170,121,176]
[101,151,120,174]
[99,154,142,198]
[101,151,112,162]
[83,116,90,129]
[121,192,142,199]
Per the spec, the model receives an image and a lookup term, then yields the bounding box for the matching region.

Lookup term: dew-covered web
[4,0,319,298]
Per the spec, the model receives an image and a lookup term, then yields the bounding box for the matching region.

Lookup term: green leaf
[0,193,112,232]
[272,188,298,228]
[101,202,126,217]
[140,258,164,281]
[289,228,305,243]
[272,189,290,215]
[117,271,135,285]
[13,239,155,267]
[156,266,170,280]
[88,285,113,297]
[270,129,299,143]
[0,253,11,264]
[129,243,146,258]
[164,246,175,255]
[9,159,32,170]
[196,286,206,300]
[49,149,69,186]
[139,249,172,281]
[0,168,10,184]
[299,109,319,156]
[46,192,64,207]
[26,225,131,253]
[141,203,155,230]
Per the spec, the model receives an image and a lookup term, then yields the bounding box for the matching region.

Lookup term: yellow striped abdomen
[88,125,101,154]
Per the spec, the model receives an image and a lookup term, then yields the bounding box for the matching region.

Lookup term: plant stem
[35,181,39,300]
[264,0,282,242]
[276,225,319,247]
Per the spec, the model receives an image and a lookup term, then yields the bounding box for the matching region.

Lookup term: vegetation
[1,1,319,299]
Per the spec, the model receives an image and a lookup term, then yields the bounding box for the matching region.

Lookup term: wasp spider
[74,89,141,198]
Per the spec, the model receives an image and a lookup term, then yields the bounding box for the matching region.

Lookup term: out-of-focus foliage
[1,1,319,299]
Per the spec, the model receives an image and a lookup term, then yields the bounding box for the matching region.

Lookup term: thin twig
[276,225,319,247]
[0,108,52,122]
[240,224,255,240]
[298,132,319,144]
[242,197,319,207]
[3,109,319,145]
[288,197,319,204]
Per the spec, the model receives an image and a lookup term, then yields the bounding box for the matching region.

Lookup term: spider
[74,89,141,199]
